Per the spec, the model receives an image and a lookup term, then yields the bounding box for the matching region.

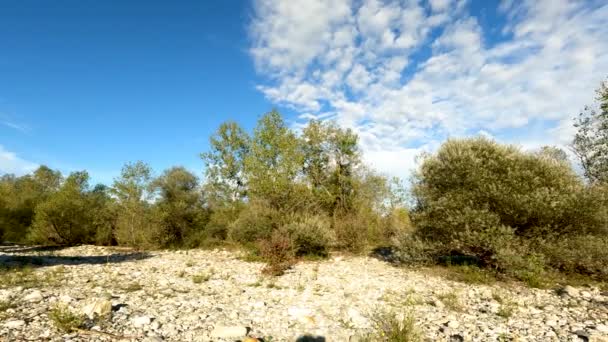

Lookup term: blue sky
[1,0,608,184]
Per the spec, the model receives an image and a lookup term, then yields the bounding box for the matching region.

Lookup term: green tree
[245,110,304,210]
[0,166,62,242]
[201,121,250,205]
[327,125,361,214]
[29,171,95,245]
[572,78,608,184]
[153,167,206,246]
[112,161,158,247]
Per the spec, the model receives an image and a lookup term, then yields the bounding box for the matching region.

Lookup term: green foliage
[112,161,159,248]
[280,214,334,257]
[538,235,608,281]
[413,137,591,239]
[49,304,84,332]
[0,166,62,242]
[362,310,421,342]
[404,136,608,285]
[245,110,304,210]
[201,121,250,204]
[152,167,207,247]
[29,171,97,245]
[229,201,279,244]
[572,78,608,184]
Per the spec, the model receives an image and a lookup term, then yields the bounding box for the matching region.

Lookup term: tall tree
[112,161,157,247]
[201,121,250,205]
[572,78,608,184]
[245,110,304,209]
[29,171,95,245]
[153,167,205,246]
[328,125,361,214]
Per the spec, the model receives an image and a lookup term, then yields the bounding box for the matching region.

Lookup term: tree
[153,167,206,246]
[202,121,250,205]
[29,171,95,245]
[245,110,304,210]
[0,166,62,242]
[572,78,608,184]
[327,125,361,214]
[112,161,158,247]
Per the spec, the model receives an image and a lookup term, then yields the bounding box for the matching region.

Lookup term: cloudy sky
[1,0,607,182]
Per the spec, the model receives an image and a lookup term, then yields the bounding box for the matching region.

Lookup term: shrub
[406,137,608,283]
[412,137,592,239]
[281,214,334,257]
[259,230,295,276]
[362,310,422,342]
[332,211,375,253]
[49,304,84,332]
[229,201,279,244]
[538,235,608,281]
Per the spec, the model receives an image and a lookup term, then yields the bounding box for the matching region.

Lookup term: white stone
[24,290,43,302]
[132,316,152,327]
[81,298,112,319]
[4,320,25,329]
[210,326,248,338]
[595,324,608,333]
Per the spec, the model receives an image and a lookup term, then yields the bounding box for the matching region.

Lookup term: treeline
[1,80,607,281]
[0,111,409,262]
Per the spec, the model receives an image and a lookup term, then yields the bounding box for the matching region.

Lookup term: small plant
[186,260,195,267]
[192,273,211,284]
[259,230,296,276]
[49,304,84,332]
[437,291,463,312]
[361,310,422,342]
[497,303,515,318]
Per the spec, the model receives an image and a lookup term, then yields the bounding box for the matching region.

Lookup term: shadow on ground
[296,335,326,342]
[0,244,151,270]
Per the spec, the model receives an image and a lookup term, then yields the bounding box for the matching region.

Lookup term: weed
[192,273,211,284]
[437,291,463,312]
[49,304,84,332]
[361,310,422,342]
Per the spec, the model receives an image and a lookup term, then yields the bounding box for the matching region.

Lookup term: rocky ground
[0,245,607,342]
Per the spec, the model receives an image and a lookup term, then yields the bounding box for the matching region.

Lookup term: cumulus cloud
[249,0,608,178]
[0,145,38,176]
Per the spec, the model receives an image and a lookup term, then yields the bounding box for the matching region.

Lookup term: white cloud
[0,145,38,176]
[250,0,608,178]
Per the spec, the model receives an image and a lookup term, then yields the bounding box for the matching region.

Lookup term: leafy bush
[332,213,369,253]
[538,235,608,281]
[280,214,334,257]
[413,137,593,239]
[229,201,280,243]
[404,137,608,283]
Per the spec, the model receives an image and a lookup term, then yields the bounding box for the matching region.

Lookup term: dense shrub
[229,201,280,243]
[405,137,608,283]
[413,137,595,239]
[281,214,334,257]
[538,235,608,281]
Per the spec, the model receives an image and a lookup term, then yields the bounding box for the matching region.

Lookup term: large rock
[210,325,248,338]
[24,290,43,302]
[558,286,579,298]
[81,298,112,319]
[4,320,25,329]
